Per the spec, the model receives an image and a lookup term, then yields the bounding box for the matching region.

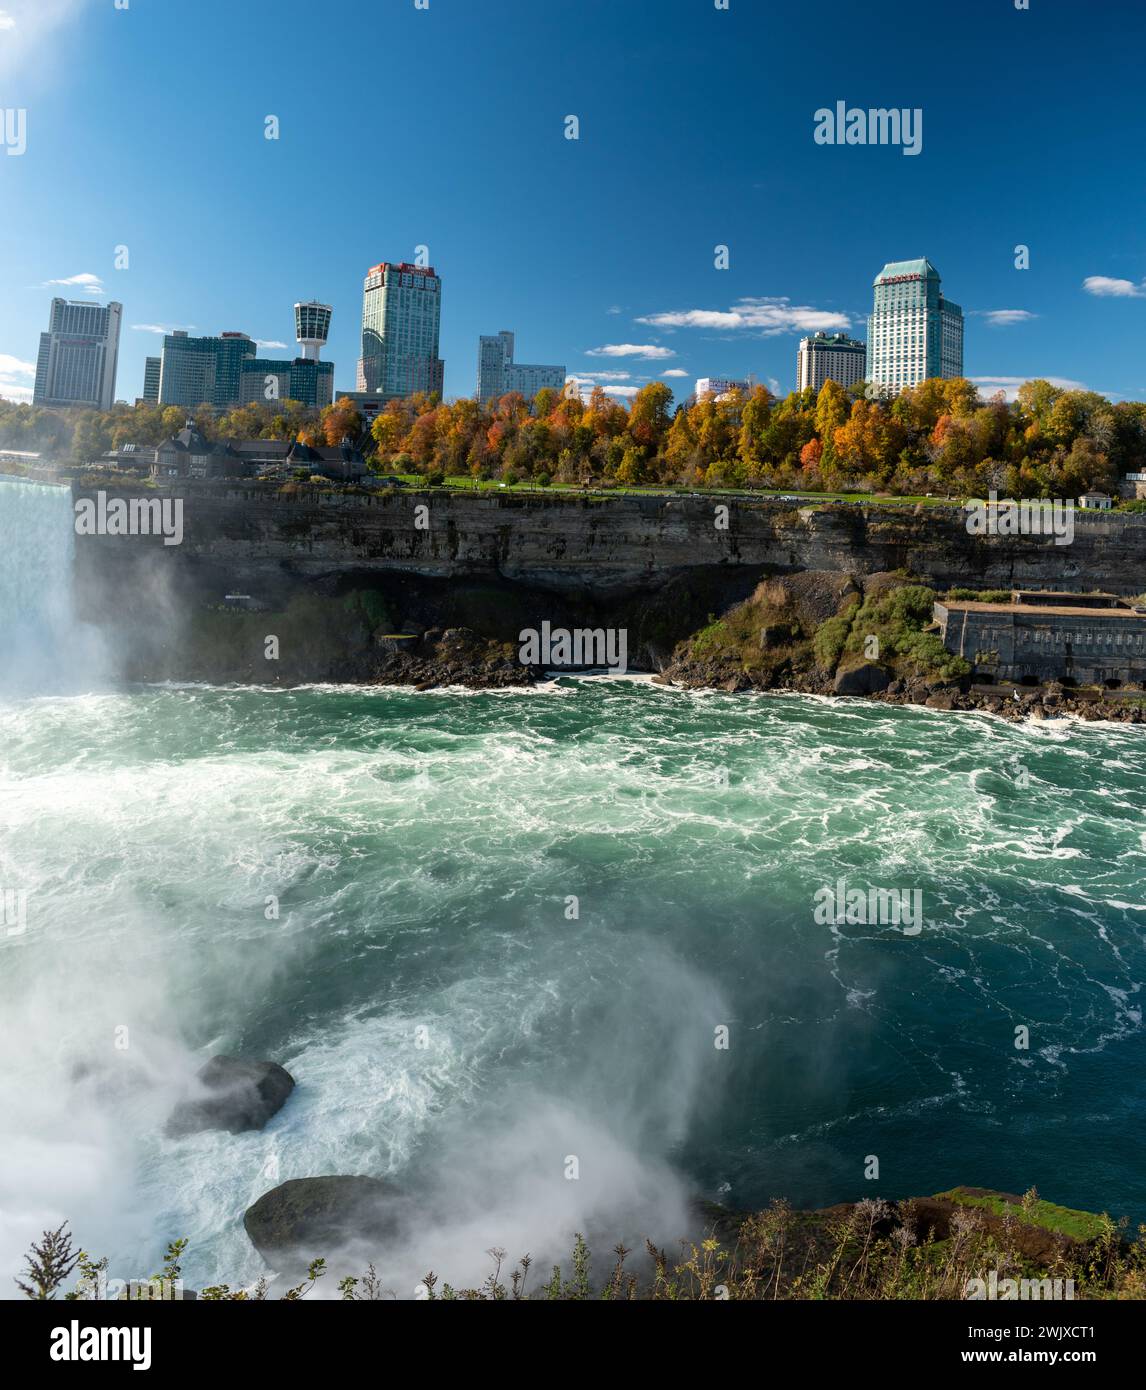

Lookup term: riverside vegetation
[658,570,1146,722]
[4,373,1145,500]
[15,1187,1146,1300]
[664,572,969,693]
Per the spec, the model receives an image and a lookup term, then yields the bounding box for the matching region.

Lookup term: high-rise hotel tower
[867,259,963,395]
[357,261,444,399]
[33,298,122,411]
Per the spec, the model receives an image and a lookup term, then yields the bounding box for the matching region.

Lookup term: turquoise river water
[1,678,1144,1292]
[1,473,1143,1294]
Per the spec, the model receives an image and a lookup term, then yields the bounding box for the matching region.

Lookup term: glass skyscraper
[33,298,122,411]
[239,358,334,410]
[867,259,963,395]
[142,356,161,403]
[357,261,444,399]
[158,331,257,410]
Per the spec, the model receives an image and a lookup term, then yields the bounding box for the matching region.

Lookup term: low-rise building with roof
[934,589,1146,687]
[149,421,366,483]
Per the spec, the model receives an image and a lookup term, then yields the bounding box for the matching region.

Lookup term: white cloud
[577,369,631,381]
[257,340,288,351]
[637,297,850,336]
[585,343,676,360]
[565,375,641,402]
[767,377,783,396]
[0,11,17,32]
[41,271,104,295]
[0,350,36,403]
[1083,276,1146,298]
[970,375,1087,402]
[975,309,1037,326]
[606,305,622,315]
[132,323,194,335]
[661,369,688,378]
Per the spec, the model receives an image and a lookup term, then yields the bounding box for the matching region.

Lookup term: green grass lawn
[385,474,960,506]
[933,1188,1110,1242]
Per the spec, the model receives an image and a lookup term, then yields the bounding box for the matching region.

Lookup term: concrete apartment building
[334,391,387,431]
[476,331,565,403]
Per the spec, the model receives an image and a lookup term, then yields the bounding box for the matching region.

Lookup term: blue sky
[1,0,1145,408]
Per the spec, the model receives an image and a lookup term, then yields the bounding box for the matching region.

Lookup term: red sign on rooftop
[367,262,437,277]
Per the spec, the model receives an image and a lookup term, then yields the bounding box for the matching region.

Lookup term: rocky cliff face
[70,484,1146,681]
[73,484,1146,591]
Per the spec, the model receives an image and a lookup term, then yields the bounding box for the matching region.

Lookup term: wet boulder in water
[167,1056,295,1137]
[243,1176,399,1267]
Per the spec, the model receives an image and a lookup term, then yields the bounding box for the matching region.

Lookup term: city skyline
[9,244,1096,415]
[2,0,1145,411]
[12,251,975,413]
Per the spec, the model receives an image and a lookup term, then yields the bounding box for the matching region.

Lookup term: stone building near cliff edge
[933,590,1146,687]
[149,421,366,483]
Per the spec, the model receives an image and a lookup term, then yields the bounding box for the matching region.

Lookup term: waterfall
[0,474,105,693]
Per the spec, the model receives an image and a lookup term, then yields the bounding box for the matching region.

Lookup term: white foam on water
[1,680,1144,1291]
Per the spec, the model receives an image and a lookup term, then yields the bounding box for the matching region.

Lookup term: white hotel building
[796,333,867,392]
[33,298,122,411]
[867,258,963,395]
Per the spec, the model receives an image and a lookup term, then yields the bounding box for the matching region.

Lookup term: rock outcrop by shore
[659,665,1146,723]
[373,627,540,690]
[657,570,1146,723]
[344,598,1146,722]
[243,1176,400,1268]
